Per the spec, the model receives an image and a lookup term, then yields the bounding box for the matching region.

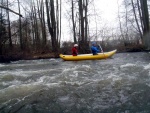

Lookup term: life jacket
[91,46,99,55]
[72,47,78,56]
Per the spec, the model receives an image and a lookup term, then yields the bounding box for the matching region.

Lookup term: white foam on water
[35,76,58,88]
[62,64,91,72]
[9,61,41,67]
[59,80,84,86]
[45,83,60,88]
[143,63,150,76]
[107,73,122,81]
[34,65,92,88]
[59,66,78,76]
[120,63,136,68]
[34,75,61,88]
[0,70,30,78]
[1,80,22,87]
[0,64,5,67]
[11,59,59,67]
[49,58,56,61]
[0,68,59,78]
[144,63,150,70]
[59,65,91,81]
[118,90,128,104]
[0,82,45,100]
[80,64,91,69]
[12,68,59,86]
[58,96,70,102]
[0,68,62,93]
[37,76,53,83]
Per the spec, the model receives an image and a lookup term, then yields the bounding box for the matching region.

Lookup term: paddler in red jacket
[72,44,78,56]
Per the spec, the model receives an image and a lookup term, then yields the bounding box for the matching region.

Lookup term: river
[0,52,150,113]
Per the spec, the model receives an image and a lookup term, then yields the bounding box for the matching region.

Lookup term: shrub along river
[0,52,150,113]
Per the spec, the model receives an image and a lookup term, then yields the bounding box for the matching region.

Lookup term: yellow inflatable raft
[59,49,117,61]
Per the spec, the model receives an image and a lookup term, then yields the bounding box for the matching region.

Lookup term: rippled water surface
[1,52,150,113]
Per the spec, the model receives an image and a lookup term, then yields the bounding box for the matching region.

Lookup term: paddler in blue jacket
[91,42,100,55]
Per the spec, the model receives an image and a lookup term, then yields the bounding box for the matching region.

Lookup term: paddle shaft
[99,44,106,59]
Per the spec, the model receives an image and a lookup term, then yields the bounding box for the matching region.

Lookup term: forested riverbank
[1,0,150,63]
[0,42,146,63]
[0,52,58,63]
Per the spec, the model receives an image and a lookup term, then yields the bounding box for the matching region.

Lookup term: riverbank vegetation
[0,0,150,63]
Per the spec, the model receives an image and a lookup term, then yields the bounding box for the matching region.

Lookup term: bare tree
[45,0,60,53]
[0,5,22,17]
[78,0,90,53]
[0,14,7,54]
[71,0,77,43]
[137,0,144,33]
[6,0,12,48]
[140,0,150,49]
[117,0,126,46]
[17,0,23,50]
[37,0,47,47]
[140,0,149,34]
[131,0,143,40]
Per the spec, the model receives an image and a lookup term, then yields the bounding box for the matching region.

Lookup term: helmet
[92,42,96,45]
[74,44,78,47]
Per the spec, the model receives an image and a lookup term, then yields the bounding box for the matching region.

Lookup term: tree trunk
[137,0,144,33]
[6,0,12,48]
[59,0,62,46]
[117,0,126,47]
[78,0,90,53]
[84,0,88,42]
[45,0,59,53]
[0,5,22,17]
[131,0,143,41]
[37,0,47,48]
[71,0,77,43]
[140,0,149,34]
[50,0,58,52]
[79,0,84,42]
[17,0,23,50]
[140,0,150,49]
